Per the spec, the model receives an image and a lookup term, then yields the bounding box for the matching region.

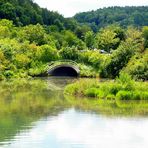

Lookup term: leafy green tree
[14,54,30,69]
[88,51,105,68]
[126,26,144,52]
[75,25,91,40]
[61,30,86,50]
[0,19,14,29]
[18,24,48,45]
[0,2,16,21]
[100,38,138,78]
[96,28,120,52]
[122,51,148,80]
[74,6,148,29]
[142,26,148,48]
[0,26,11,39]
[62,30,78,47]
[64,18,77,31]
[84,31,95,49]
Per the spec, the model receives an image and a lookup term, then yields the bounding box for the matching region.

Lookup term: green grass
[64,73,148,100]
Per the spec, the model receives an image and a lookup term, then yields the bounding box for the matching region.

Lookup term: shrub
[132,91,141,100]
[97,90,106,99]
[116,91,132,100]
[3,70,15,78]
[116,72,134,90]
[59,46,79,60]
[14,54,30,69]
[40,45,59,62]
[108,83,123,95]
[141,92,148,100]
[106,94,116,100]
[84,88,99,97]
[78,64,98,77]
[88,51,105,69]
[0,73,5,80]
[122,51,148,80]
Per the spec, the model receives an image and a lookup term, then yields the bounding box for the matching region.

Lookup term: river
[0,78,148,148]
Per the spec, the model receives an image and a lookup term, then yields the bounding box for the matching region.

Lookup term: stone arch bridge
[48,60,80,77]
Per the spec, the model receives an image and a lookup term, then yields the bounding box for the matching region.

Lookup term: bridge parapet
[48,60,78,67]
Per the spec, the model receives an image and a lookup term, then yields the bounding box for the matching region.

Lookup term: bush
[3,70,15,78]
[140,92,148,100]
[88,51,105,69]
[116,72,134,90]
[116,91,148,100]
[0,73,5,80]
[84,88,99,97]
[116,91,133,100]
[97,90,106,99]
[14,54,30,69]
[59,46,79,60]
[122,51,148,80]
[78,64,98,77]
[108,83,123,95]
[64,77,148,100]
[40,45,59,62]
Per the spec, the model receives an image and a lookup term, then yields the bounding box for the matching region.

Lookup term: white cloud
[34,0,148,17]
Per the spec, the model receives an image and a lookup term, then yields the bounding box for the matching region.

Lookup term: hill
[74,6,148,32]
[0,0,70,28]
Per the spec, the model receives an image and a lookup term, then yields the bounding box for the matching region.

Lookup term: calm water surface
[0,78,148,148]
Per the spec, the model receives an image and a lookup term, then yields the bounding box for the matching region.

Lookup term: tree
[18,24,48,45]
[14,54,30,69]
[74,6,148,29]
[40,45,58,62]
[0,2,16,21]
[59,46,79,60]
[142,26,148,48]
[126,26,144,52]
[100,38,138,78]
[84,31,95,49]
[75,25,91,40]
[96,28,120,52]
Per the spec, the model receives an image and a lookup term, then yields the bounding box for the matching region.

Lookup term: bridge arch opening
[49,66,79,77]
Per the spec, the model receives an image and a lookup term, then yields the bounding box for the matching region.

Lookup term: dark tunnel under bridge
[48,64,80,77]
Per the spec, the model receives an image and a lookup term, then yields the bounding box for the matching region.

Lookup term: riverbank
[64,73,148,100]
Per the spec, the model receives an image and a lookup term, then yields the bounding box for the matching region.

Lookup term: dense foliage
[74,6,148,32]
[0,0,79,32]
[0,0,148,81]
[0,18,147,80]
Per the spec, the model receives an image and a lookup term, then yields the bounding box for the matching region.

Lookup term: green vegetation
[0,1,148,80]
[64,73,148,100]
[74,6,148,31]
[0,78,69,143]
[0,19,147,80]
[0,0,66,27]
[0,1,148,145]
[0,78,148,143]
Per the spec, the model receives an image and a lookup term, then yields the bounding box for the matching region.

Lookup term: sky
[34,0,148,17]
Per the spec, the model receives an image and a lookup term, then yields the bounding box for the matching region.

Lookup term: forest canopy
[74,6,148,32]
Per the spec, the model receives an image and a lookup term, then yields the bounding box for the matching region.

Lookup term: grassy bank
[64,73,148,100]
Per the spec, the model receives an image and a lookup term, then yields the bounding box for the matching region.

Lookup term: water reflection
[0,78,148,148]
[0,78,71,146]
[5,109,148,148]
